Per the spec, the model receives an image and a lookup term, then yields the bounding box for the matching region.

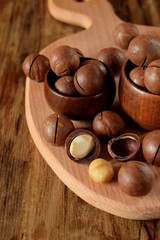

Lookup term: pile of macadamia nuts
[113,22,160,95]
[23,45,125,97]
[22,22,160,198]
[128,36,160,95]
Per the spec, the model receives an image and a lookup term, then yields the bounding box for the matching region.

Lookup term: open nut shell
[108,133,140,161]
[65,129,101,162]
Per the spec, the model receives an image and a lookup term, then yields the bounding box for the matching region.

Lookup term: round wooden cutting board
[25,0,160,219]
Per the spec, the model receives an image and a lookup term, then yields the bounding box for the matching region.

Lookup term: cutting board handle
[48,0,118,29]
[48,0,160,41]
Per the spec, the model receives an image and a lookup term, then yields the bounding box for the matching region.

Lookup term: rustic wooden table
[1,0,160,239]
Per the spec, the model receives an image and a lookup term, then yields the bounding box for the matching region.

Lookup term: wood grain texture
[26,0,160,220]
[1,0,160,239]
[119,60,160,130]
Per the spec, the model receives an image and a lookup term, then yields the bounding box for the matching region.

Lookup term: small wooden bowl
[44,59,116,120]
[119,60,160,130]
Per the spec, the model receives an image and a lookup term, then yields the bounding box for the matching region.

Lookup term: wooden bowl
[119,60,160,130]
[44,60,116,120]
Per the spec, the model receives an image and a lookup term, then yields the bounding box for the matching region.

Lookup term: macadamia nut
[88,158,114,183]
[70,134,95,159]
[118,161,154,196]
[42,114,74,146]
[22,54,50,82]
[113,22,139,49]
[93,110,125,139]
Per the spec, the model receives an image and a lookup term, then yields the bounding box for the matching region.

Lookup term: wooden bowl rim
[123,60,160,99]
[45,57,115,101]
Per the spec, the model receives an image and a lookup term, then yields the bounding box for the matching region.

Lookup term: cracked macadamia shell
[65,129,101,162]
[128,35,160,66]
[49,45,80,77]
[73,64,105,96]
[93,111,125,138]
[22,54,50,82]
[129,66,146,89]
[80,59,107,77]
[108,133,140,161]
[54,75,78,96]
[142,130,160,166]
[144,59,160,95]
[42,114,74,146]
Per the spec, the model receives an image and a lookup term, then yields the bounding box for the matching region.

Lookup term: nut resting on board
[108,133,141,161]
[93,110,125,139]
[118,161,155,197]
[22,53,50,82]
[42,114,74,146]
[69,134,95,160]
[96,47,125,75]
[142,130,160,166]
[65,129,101,162]
[88,158,114,183]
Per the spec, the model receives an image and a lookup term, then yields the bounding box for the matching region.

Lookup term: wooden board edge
[25,77,160,220]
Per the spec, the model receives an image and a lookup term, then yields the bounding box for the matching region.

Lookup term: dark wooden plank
[0,0,160,239]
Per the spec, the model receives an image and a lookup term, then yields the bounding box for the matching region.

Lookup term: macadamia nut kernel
[88,158,114,183]
[70,134,95,159]
[65,129,101,162]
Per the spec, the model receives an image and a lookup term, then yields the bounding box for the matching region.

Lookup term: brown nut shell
[42,114,74,146]
[22,54,50,82]
[129,66,146,89]
[118,161,155,197]
[73,64,105,96]
[73,48,84,58]
[113,22,139,49]
[97,47,125,75]
[22,53,38,77]
[54,75,78,96]
[142,130,160,166]
[65,129,101,162]
[80,59,107,77]
[108,133,140,161]
[93,111,125,139]
[144,59,160,95]
[128,35,160,67]
[50,45,80,77]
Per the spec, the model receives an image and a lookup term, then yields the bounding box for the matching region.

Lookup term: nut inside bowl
[44,58,116,120]
[119,60,160,130]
